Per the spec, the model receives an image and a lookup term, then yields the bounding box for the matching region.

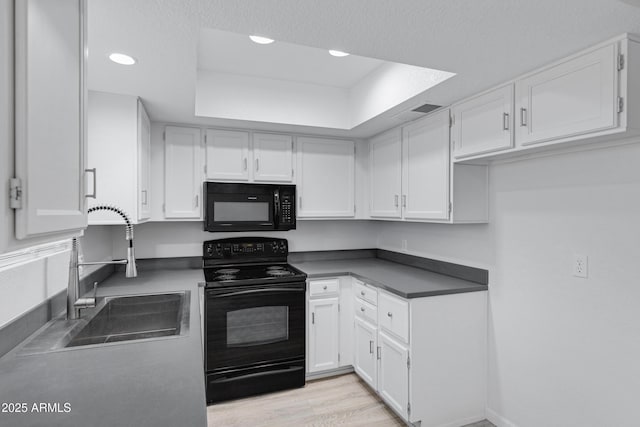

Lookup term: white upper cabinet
[13,0,88,239]
[137,99,152,221]
[452,84,514,159]
[402,109,450,221]
[369,129,402,218]
[87,92,151,224]
[204,130,294,183]
[297,137,355,218]
[515,43,619,147]
[204,129,250,181]
[164,126,202,219]
[253,133,294,182]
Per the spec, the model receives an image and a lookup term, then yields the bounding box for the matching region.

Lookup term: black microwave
[204,182,296,232]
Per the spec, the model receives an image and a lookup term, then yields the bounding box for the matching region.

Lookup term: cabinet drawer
[354,298,378,325]
[309,279,340,297]
[378,292,409,343]
[354,280,377,306]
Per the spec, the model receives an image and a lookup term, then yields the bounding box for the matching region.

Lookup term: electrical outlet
[401,239,408,252]
[573,254,588,278]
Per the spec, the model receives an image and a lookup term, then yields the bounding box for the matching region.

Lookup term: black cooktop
[203,263,307,288]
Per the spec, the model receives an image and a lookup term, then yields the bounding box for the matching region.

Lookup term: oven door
[205,282,305,371]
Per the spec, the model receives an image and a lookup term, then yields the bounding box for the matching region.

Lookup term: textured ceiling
[88,0,640,138]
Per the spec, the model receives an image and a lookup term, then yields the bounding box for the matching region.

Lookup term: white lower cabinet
[307,278,353,375]
[351,282,487,426]
[353,316,377,389]
[378,330,409,420]
[308,297,340,372]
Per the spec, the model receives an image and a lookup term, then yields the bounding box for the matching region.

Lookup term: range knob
[271,241,279,251]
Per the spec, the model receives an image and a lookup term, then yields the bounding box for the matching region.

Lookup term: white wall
[195,70,351,129]
[109,220,378,259]
[486,142,640,427]
[349,62,454,127]
[377,141,640,427]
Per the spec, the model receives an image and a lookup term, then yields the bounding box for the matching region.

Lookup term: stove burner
[215,274,237,281]
[267,270,293,277]
[216,268,240,274]
[267,266,284,270]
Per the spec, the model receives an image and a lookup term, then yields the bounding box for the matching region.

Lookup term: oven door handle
[211,287,305,298]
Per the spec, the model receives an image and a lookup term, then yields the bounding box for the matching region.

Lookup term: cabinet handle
[85,168,97,199]
[369,340,374,354]
[402,195,407,208]
[360,291,365,296]
[360,306,365,312]
[299,196,303,210]
[377,346,381,360]
[387,312,393,317]
[312,312,315,324]
[255,158,259,171]
[394,195,399,207]
[244,158,248,171]
[503,112,510,131]
[195,195,199,208]
[520,108,527,127]
[141,190,148,205]
[323,285,327,290]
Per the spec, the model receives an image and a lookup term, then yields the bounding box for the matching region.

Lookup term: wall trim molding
[0,239,71,272]
[486,407,518,427]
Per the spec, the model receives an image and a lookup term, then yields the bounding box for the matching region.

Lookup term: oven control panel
[204,237,288,260]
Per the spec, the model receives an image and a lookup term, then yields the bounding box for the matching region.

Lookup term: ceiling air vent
[391,103,442,123]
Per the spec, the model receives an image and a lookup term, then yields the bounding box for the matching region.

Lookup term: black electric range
[202,237,307,404]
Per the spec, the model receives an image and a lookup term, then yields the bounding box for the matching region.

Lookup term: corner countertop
[0,269,207,427]
[291,258,488,298]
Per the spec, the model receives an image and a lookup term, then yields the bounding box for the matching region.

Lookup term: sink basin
[16,291,190,356]
[65,292,189,348]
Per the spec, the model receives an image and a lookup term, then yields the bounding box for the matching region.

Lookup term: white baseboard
[305,366,354,381]
[486,407,518,427]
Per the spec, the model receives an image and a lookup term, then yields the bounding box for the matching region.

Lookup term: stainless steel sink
[65,292,189,348]
[17,291,190,355]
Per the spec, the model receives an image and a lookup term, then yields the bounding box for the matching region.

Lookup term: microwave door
[209,193,274,231]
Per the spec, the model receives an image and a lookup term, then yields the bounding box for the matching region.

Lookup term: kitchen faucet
[67,205,137,320]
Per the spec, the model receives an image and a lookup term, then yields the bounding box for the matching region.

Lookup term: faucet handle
[92,281,98,300]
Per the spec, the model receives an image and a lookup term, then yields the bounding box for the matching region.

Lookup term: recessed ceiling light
[249,35,275,45]
[108,53,136,65]
[329,50,349,57]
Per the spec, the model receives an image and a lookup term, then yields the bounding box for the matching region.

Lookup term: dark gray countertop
[292,258,488,298]
[0,269,207,427]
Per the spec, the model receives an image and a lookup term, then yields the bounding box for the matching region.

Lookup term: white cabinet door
[164,126,202,218]
[297,137,355,218]
[253,133,293,182]
[378,331,409,420]
[452,84,514,159]
[515,43,618,146]
[205,129,250,181]
[137,99,151,221]
[14,0,88,238]
[308,297,340,373]
[87,92,151,225]
[401,109,450,221]
[354,317,377,390]
[369,129,402,218]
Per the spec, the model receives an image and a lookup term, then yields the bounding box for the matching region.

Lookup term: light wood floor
[207,373,405,426]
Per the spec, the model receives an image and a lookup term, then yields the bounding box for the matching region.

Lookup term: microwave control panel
[279,190,294,226]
